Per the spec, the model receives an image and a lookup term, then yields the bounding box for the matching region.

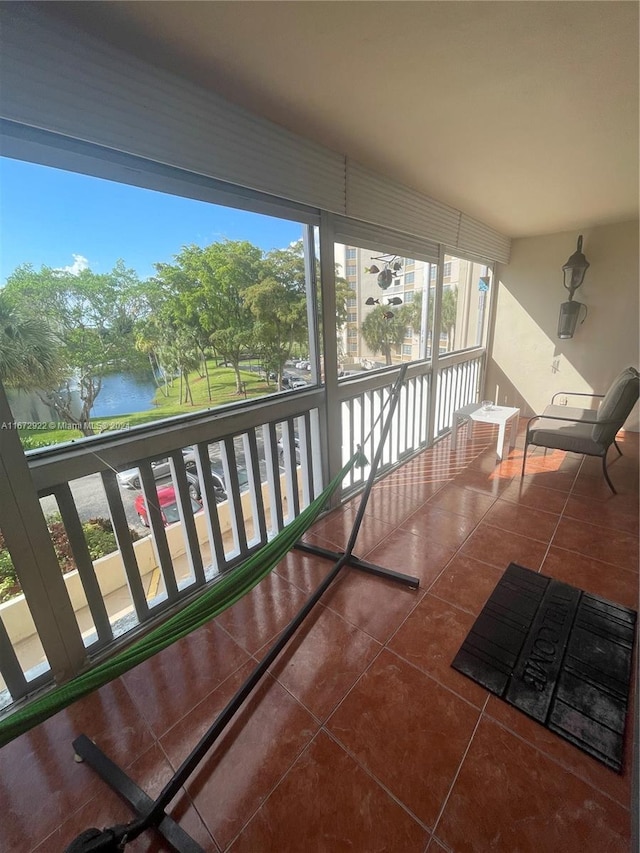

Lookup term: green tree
[244,276,305,387]
[361,304,413,365]
[3,260,145,434]
[420,285,458,355]
[0,291,62,390]
[440,287,458,352]
[244,241,309,384]
[153,241,261,394]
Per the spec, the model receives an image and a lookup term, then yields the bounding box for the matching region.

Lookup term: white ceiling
[47,1,639,239]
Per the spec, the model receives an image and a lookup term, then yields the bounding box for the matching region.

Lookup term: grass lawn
[21,366,275,449]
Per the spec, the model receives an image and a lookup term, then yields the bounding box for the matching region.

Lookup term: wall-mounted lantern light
[558,234,589,339]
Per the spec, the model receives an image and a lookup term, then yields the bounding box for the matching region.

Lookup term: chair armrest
[550,391,604,405]
[526,413,619,432]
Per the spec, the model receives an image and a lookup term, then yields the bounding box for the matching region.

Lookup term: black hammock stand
[66,364,419,853]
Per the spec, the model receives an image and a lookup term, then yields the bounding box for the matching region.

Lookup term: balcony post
[426,246,445,444]
[0,381,86,685]
[318,211,342,504]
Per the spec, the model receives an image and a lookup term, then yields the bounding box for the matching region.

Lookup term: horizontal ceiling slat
[1,6,511,264]
[458,214,511,263]
[347,160,511,263]
[332,216,440,263]
[0,6,346,215]
[346,160,462,247]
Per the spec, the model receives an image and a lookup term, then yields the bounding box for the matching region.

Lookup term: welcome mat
[451,563,636,772]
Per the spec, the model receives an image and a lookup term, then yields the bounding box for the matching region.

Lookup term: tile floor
[1,424,637,852]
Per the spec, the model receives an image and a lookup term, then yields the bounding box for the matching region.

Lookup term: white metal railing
[433,348,485,437]
[0,347,484,712]
[0,390,323,709]
[338,362,432,493]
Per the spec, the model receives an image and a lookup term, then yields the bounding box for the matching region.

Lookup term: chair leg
[521,440,529,478]
[602,454,617,494]
[613,438,623,457]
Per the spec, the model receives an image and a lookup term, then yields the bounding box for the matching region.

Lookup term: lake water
[91,372,158,418]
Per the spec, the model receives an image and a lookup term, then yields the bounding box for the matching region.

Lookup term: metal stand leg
[70,735,204,852]
[294,541,419,588]
[66,366,415,853]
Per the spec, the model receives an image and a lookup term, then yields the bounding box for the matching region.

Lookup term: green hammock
[0,453,362,748]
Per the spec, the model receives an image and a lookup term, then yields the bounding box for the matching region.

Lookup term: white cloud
[56,254,89,275]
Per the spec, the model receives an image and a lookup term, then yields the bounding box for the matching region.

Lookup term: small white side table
[451,403,520,460]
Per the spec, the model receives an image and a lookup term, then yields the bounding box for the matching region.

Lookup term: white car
[289,378,308,390]
[117,448,198,494]
[277,435,301,465]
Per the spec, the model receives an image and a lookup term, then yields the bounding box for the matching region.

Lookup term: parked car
[183,458,249,500]
[289,378,309,390]
[134,485,202,527]
[277,435,301,465]
[117,449,193,490]
[295,360,310,370]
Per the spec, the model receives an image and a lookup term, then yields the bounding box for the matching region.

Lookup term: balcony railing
[0,348,484,713]
[434,348,485,437]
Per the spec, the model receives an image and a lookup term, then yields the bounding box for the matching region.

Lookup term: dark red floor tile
[451,467,513,498]
[388,594,489,708]
[429,554,505,616]
[302,509,396,558]
[327,650,480,829]
[214,570,310,654]
[228,731,428,852]
[573,455,639,499]
[484,688,635,811]
[272,547,337,594]
[375,469,452,504]
[322,569,422,644]
[358,482,432,527]
[160,662,318,851]
[436,717,630,853]
[5,435,633,853]
[122,621,250,737]
[364,527,456,589]
[519,468,578,492]
[0,678,155,853]
[260,604,381,721]
[541,546,638,610]
[427,482,496,522]
[483,499,560,543]
[466,450,524,478]
[551,516,639,572]
[400,503,478,550]
[563,492,639,535]
[33,743,216,853]
[499,479,570,514]
[460,523,548,572]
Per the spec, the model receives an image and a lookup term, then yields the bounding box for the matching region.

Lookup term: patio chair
[521,366,640,493]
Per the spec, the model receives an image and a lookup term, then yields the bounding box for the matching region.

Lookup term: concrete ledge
[2,472,298,645]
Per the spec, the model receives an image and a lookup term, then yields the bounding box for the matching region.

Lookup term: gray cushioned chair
[521,366,640,493]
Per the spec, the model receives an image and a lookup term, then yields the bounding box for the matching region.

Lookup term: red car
[135,485,201,527]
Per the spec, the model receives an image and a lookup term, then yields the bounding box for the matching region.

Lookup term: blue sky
[0,157,305,284]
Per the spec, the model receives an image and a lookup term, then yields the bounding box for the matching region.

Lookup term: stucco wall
[485,220,639,430]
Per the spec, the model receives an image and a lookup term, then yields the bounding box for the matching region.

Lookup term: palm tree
[361,305,413,365]
[0,292,62,389]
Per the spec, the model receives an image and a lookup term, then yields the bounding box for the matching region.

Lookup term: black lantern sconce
[557,235,589,339]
